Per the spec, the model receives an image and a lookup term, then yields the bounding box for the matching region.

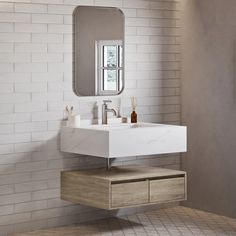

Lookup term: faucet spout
[107,108,117,117]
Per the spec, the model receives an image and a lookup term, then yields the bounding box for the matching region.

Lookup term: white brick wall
[0,0,181,235]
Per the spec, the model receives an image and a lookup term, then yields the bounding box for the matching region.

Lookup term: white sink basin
[87,123,158,130]
[61,122,187,158]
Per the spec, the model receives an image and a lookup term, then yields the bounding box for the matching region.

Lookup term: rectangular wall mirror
[73,6,125,97]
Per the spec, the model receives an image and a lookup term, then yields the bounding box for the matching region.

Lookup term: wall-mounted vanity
[61,120,187,209]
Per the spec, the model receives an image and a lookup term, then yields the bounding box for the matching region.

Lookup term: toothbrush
[65,105,74,118]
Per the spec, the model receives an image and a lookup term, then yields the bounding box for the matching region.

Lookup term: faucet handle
[103,100,112,105]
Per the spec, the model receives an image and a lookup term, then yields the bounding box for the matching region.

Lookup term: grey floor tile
[12,206,236,236]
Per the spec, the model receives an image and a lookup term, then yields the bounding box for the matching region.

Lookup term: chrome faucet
[102,100,117,124]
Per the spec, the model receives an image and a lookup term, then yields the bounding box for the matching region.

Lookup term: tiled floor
[13,206,236,236]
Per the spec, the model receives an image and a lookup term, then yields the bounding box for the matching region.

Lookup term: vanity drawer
[111,180,148,208]
[149,177,185,203]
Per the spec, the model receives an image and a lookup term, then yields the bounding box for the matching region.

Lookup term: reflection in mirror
[73,6,125,96]
[97,40,123,94]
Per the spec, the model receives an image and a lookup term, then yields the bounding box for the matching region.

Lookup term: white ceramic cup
[68,115,80,127]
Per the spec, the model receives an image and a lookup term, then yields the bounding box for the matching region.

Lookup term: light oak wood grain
[61,172,110,210]
[61,166,187,210]
[111,180,148,208]
[150,177,185,203]
[62,166,186,182]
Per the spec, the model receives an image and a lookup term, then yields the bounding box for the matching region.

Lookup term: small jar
[131,110,137,123]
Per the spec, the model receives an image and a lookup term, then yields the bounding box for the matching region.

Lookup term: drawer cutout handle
[111,174,185,185]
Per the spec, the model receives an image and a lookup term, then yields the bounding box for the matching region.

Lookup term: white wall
[181,0,236,218]
[0,0,181,234]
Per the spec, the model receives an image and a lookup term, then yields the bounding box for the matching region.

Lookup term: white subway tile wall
[0,0,181,235]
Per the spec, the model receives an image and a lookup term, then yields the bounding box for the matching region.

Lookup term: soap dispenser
[130,96,137,123]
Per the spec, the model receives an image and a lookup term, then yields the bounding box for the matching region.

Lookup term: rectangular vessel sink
[61,122,187,158]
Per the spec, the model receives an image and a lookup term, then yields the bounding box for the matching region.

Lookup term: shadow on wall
[0,118,180,232]
[0,123,110,232]
[133,7,180,125]
[233,41,236,102]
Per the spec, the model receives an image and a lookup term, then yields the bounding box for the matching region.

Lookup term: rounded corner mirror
[73,6,125,97]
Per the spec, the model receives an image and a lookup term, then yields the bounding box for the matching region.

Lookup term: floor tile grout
[12,206,236,236]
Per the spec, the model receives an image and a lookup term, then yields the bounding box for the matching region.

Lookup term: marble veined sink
[61,122,187,158]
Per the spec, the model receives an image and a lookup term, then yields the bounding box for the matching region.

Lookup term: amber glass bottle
[131,110,137,123]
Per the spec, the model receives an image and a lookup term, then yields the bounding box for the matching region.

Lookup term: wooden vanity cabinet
[61,166,187,210]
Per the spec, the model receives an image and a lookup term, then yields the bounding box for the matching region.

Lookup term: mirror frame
[73,6,125,97]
